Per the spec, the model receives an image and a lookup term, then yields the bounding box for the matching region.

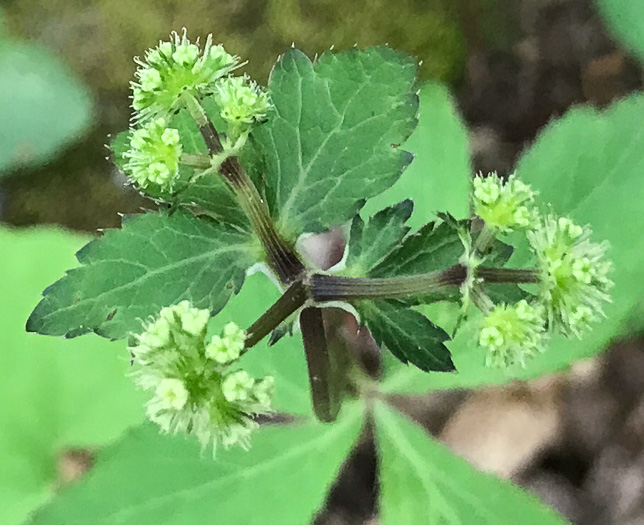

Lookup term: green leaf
[383,94,644,393]
[30,404,364,525]
[362,82,471,229]
[252,46,418,237]
[207,272,312,416]
[0,226,143,525]
[371,220,464,278]
[374,403,567,525]
[345,200,413,277]
[0,35,92,175]
[596,0,644,63]
[27,210,257,340]
[359,300,454,372]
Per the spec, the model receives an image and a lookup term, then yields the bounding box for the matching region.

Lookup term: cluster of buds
[471,173,613,368]
[123,117,182,190]
[473,172,538,232]
[129,301,274,452]
[123,31,271,192]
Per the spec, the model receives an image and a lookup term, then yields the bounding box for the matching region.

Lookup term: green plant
[23,30,644,524]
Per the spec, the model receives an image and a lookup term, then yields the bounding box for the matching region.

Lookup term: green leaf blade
[0,227,144,525]
[30,405,364,525]
[345,199,413,276]
[375,403,567,525]
[27,211,257,340]
[596,0,644,63]
[253,47,419,237]
[360,301,454,372]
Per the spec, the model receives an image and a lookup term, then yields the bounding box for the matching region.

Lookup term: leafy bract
[362,82,471,229]
[0,227,143,525]
[345,200,413,277]
[596,0,644,63]
[359,301,454,372]
[208,272,312,416]
[374,403,567,525]
[0,31,91,175]
[30,404,364,525]
[252,46,418,237]
[27,210,257,340]
[383,94,644,393]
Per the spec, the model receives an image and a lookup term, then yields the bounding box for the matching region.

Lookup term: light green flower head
[129,303,273,453]
[479,300,546,368]
[124,117,182,190]
[473,172,538,232]
[528,216,613,336]
[131,30,239,123]
[214,75,271,139]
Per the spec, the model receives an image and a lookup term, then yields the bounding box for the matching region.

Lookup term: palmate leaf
[29,404,364,525]
[374,403,567,525]
[251,46,419,238]
[27,210,258,340]
[383,94,644,394]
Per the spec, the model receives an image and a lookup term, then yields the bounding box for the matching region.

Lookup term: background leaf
[362,82,471,229]
[0,32,92,176]
[30,404,364,525]
[208,271,313,416]
[374,403,567,525]
[0,226,143,525]
[252,46,418,237]
[382,94,644,393]
[27,210,258,340]
[595,0,644,63]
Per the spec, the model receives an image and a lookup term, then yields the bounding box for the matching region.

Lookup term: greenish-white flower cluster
[473,172,538,232]
[528,216,612,336]
[479,300,545,368]
[214,76,271,143]
[123,30,272,192]
[470,173,612,368]
[129,301,274,452]
[123,118,182,190]
[131,31,240,123]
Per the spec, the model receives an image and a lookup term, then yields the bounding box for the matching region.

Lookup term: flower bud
[473,172,538,232]
[123,117,182,190]
[479,300,546,368]
[131,30,239,123]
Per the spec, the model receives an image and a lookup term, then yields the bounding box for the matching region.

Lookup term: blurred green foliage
[0,226,144,525]
[596,0,644,63]
[0,14,92,177]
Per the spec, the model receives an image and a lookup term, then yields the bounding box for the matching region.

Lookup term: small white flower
[222,371,255,403]
[479,300,546,368]
[155,378,189,410]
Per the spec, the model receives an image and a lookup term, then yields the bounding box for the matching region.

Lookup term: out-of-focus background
[1,1,644,524]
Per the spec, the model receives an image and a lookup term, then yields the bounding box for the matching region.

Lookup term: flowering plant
[27,30,627,525]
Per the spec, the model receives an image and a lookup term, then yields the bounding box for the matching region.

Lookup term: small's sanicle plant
[27,29,615,523]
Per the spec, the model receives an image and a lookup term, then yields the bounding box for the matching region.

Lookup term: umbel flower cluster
[129,301,274,452]
[471,173,613,368]
[124,30,271,191]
